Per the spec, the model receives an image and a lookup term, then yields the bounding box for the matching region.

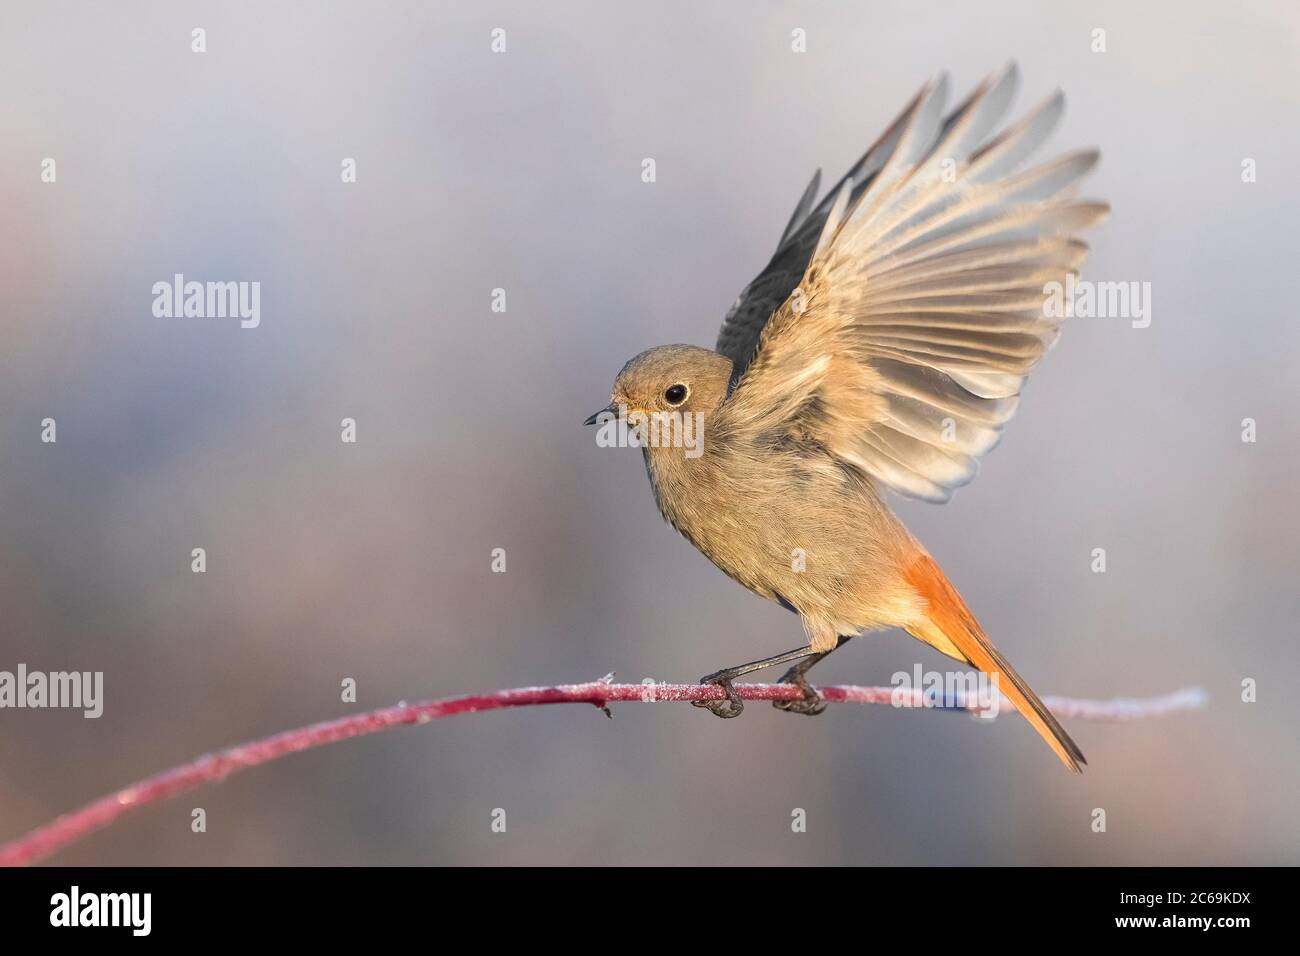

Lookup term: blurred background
[1,0,1297,865]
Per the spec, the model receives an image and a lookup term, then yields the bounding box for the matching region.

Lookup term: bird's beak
[583,404,617,426]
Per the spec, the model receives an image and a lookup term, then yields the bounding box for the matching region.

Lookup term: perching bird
[585,64,1106,772]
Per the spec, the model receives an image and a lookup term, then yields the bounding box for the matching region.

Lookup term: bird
[584,64,1106,772]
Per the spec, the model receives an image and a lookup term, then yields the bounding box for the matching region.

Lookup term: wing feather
[718,66,1108,501]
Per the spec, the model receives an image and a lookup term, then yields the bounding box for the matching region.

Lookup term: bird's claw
[692,674,744,718]
[773,674,827,716]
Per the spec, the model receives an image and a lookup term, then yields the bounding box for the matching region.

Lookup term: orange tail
[903,553,1086,773]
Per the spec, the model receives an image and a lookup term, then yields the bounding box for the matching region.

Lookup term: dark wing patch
[718,247,821,388]
[715,81,935,380]
[715,68,1020,383]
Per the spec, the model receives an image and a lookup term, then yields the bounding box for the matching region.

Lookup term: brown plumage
[585,65,1104,772]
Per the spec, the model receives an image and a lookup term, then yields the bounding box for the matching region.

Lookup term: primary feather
[717,62,1109,502]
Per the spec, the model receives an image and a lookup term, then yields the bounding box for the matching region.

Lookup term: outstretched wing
[718,65,1108,502]
[716,80,948,382]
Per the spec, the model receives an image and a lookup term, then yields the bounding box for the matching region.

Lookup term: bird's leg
[773,635,854,716]
[772,655,828,716]
[692,646,816,719]
[692,676,745,718]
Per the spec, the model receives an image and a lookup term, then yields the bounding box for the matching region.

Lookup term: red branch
[0,680,1205,867]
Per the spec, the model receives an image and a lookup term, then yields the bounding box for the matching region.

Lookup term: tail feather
[903,552,1086,773]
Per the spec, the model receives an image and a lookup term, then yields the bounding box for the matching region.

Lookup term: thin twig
[0,680,1206,866]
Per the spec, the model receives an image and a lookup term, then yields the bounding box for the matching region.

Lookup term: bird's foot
[773,672,827,716]
[691,672,744,718]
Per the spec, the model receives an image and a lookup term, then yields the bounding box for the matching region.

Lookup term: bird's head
[584,345,734,427]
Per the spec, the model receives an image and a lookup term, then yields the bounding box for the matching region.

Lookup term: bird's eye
[664,383,688,406]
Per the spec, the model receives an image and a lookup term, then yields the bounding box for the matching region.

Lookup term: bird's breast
[640,442,917,634]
